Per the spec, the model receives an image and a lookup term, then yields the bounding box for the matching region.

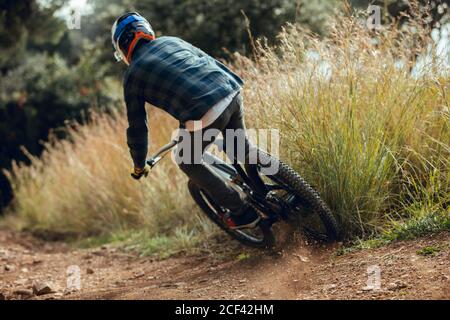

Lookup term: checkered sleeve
[124,80,148,169]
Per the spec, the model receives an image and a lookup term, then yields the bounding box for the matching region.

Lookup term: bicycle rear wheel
[257,152,339,241]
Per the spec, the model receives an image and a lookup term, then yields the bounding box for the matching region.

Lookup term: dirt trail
[0,229,449,300]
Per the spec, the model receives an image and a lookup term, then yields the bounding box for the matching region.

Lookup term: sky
[68,0,88,11]
[58,0,92,18]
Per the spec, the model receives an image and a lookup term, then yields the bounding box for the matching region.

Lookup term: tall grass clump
[238,7,449,237]
[4,6,449,245]
[4,108,214,249]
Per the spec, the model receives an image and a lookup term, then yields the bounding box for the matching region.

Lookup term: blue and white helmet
[111,12,155,65]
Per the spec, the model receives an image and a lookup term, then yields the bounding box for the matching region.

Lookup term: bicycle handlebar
[146,138,180,168]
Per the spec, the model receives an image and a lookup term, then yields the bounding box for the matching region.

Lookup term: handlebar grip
[146,138,180,168]
[147,159,156,167]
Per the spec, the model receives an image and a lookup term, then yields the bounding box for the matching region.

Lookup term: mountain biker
[112,12,260,229]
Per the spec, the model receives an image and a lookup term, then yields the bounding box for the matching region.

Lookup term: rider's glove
[131,165,150,180]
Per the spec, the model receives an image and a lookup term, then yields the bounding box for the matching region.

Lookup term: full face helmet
[111,12,155,65]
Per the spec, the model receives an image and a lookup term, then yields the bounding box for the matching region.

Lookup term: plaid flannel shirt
[123,36,244,168]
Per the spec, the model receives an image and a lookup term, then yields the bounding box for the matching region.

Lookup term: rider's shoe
[226,204,260,229]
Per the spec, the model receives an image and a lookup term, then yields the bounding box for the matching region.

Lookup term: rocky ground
[0,229,448,300]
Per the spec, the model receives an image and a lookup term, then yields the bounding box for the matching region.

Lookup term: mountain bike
[146,138,339,248]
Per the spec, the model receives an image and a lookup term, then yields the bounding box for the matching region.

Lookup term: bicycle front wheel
[188,180,275,249]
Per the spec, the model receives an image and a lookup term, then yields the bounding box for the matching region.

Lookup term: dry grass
[3,9,449,250]
[238,9,449,237]
[4,109,215,246]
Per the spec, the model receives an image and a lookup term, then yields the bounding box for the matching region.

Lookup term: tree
[0,0,67,71]
[0,0,119,211]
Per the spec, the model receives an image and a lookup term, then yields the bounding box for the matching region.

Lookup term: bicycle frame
[146,138,290,226]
